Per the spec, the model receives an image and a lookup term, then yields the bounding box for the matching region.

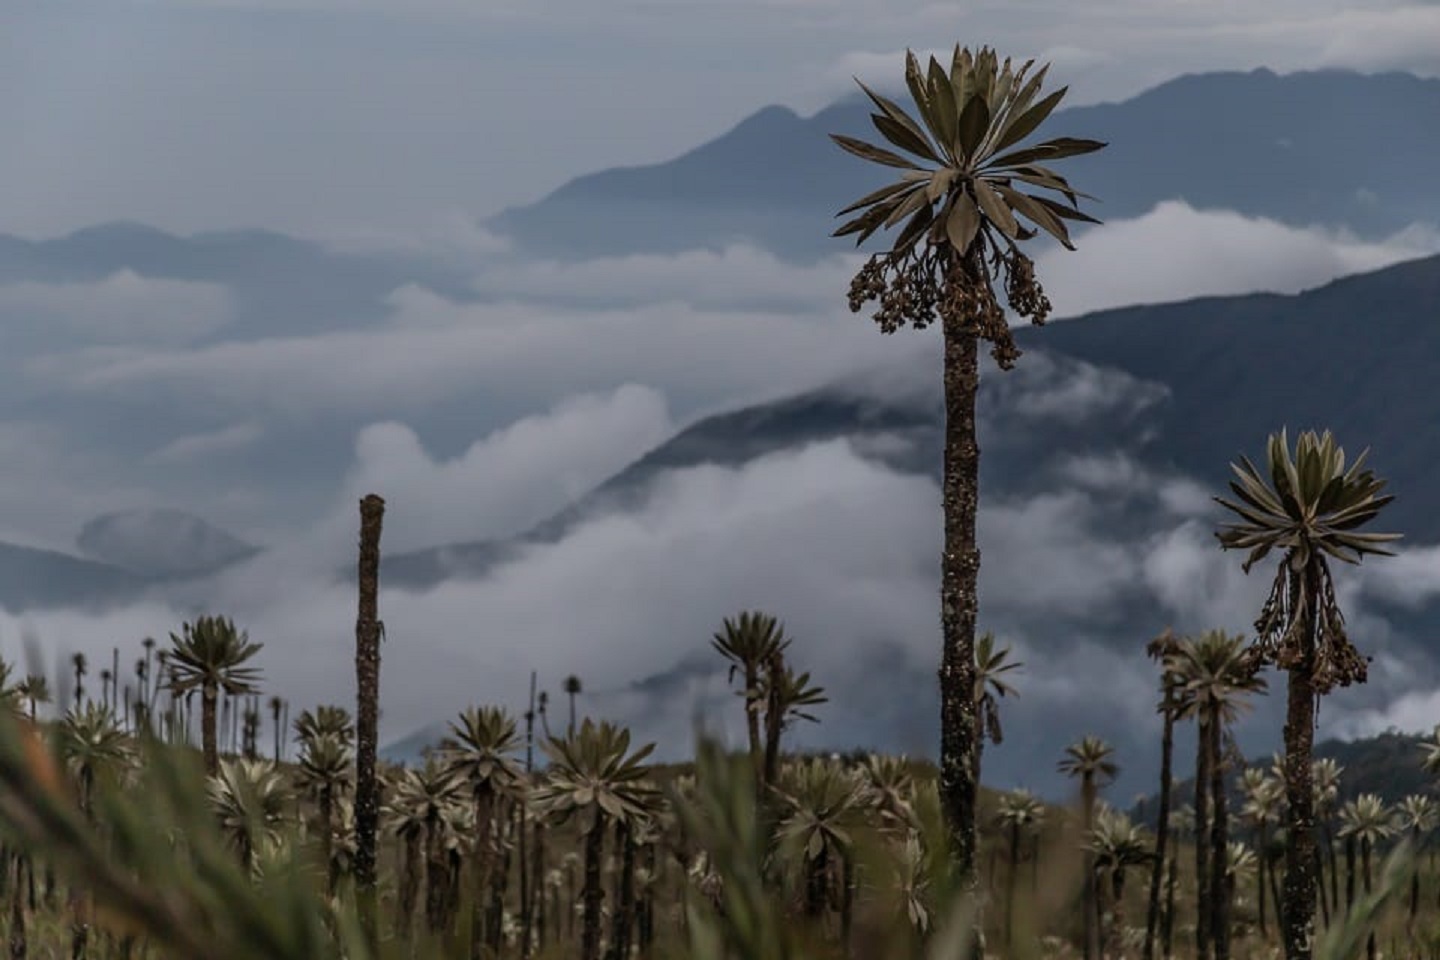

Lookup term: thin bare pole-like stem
[353,493,386,947]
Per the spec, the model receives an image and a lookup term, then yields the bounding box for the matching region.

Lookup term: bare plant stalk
[353,493,386,945]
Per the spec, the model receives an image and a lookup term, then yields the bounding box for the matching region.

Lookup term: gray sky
[3,0,1438,239]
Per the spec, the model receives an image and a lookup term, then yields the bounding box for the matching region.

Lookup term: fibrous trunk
[805,846,829,918]
[400,829,421,935]
[9,856,26,960]
[1195,712,1213,960]
[353,493,385,944]
[532,822,547,950]
[1280,648,1318,960]
[1082,778,1100,960]
[425,817,449,934]
[487,800,511,957]
[1163,848,1178,959]
[1144,707,1175,960]
[745,661,764,789]
[470,787,494,959]
[581,808,606,960]
[320,785,336,895]
[1209,713,1230,960]
[938,250,983,942]
[202,685,219,777]
[1363,841,1376,960]
[606,818,637,960]
[1007,823,1021,951]
[1258,822,1270,937]
[1106,870,1128,960]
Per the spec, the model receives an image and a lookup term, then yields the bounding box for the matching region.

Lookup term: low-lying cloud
[469,244,861,312]
[1035,201,1440,318]
[147,422,265,465]
[28,201,1436,435]
[321,384,675,553]
[0,271,232,344]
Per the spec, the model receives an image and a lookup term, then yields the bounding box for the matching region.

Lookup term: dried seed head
[845,240,1053,370]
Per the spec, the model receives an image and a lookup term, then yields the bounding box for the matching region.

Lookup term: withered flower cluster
[1252,568,1369,693]
[846,234,1051,371]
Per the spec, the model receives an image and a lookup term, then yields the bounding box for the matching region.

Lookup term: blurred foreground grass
[0,696,1419,960]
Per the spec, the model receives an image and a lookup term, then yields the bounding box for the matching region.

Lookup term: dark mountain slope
[0,541,148,612]
[1135,731,1437,824]
[1012,252,1440,539]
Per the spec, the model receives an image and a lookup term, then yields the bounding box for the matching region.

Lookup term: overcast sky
[3,0,1438,239]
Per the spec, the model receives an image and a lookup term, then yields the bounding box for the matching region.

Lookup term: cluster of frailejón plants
[0,611,1009,960]
[0,577,1432,960]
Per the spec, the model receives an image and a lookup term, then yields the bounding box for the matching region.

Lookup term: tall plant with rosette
[831,45,1103,899]
[1215,428,1399,960]
[167,616,263,777]
[532,720,661,960]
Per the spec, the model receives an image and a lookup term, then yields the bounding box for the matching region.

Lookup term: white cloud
[27,290,898,421]
[313,210,512,266]
[1328,686,1440,740]
[1243,6,1440,75]
[470,244,861,312]
[979,491,1141,619]
[1354,544,1440,610]
[1021,639,1159,730]
[320,384,675,553]
[1056,452,1216,517]
[0,271,232,344]
[147,422,264,464]
[1036,201,1440,319]
[999,353,1170,425]
[1058,454,1159,497]
[1140,521,1270,634]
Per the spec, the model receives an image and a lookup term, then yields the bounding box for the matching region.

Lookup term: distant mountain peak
[733,103,800,128]
[489,67,1440,261]
[76,508,257,580]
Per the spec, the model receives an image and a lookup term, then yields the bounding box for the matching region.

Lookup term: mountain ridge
[490,68,1440,260]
